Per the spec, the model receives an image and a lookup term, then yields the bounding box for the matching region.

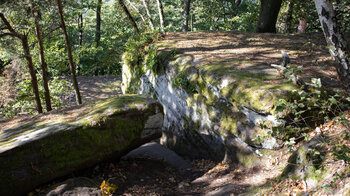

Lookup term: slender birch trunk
[156,0,165,34]
[118,0,140,34]
[141,0,155,30]
[314,0,350,90]
[127,0,146,25]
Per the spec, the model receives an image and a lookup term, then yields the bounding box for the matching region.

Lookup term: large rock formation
[122,32,297,163]
[0,95,163,196]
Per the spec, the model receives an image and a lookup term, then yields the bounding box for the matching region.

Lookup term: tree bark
[127,0,146,25]
[22,36,44,113]
[314,0,350,90]
[297,18,307,33]
[118,0,140,34]
[285,0,294,33]
[233,0,242,16]
[141,0,155,31]
[156,0,165,34]
[78,14,83,46]
[182,0,191,32]
[30,0,52,112]
[57,0,82,105]
[0,13,43,113]
[77,13,83,75]
[95,0,102,76]
[257,0,282,33]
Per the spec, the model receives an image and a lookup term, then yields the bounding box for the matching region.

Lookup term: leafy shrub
[227,3,260,32]
[124,31,160,67]
[273,65,350,141]
[0,77,72,118]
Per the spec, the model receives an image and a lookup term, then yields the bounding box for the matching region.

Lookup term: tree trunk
[285,0,294,33]
[118,0,140,34]
[127,0,146,25]
[141,0,155,31]
[22,36,43,113]
[297,18,307,33]
[30,0,52,112]
[0,13,43,114]
[78,14,83,46]
[190,14,194,32]
[77,13,83,75]
[314,0,350,90]
[257,0,282,33]
[57,0,82,105]
[182,0,191,32]
[95,0,102,76]
[156,0,165,34]
[233,0,242,16]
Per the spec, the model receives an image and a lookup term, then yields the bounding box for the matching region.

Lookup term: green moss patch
[0,95,163,196]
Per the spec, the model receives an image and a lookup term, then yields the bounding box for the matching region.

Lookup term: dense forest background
[0,0,349,117]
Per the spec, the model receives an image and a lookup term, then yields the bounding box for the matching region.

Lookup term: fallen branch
[271,51,309,90]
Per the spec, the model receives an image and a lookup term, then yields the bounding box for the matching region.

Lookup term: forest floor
[1,31,350,195]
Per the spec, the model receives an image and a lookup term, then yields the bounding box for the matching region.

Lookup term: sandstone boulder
[0,95,163,196]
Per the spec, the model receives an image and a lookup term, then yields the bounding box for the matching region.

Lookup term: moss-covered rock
[281,135,329,189]
[122,32,297,162]
[0,95,163,196]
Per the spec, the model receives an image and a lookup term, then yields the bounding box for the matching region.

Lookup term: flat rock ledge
[0,95,163,196]
[122,33,297,163]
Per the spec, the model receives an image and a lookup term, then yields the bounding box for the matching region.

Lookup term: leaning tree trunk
[57,0,82,105]
[30,0,52,112]
[0,13,43,114]
[94,0,102,76]
[118,0,140,34]
[285,0,294,33]
[314,0,350,90]
[156,0,165,34]
[141,0,155,31]
[182,0,191,32]
[257,0,283,33]
[127,0,147,25]
[22,36,43,113]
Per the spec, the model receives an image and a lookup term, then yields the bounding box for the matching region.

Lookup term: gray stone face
[0,95,163,196]
[122,47,294,163]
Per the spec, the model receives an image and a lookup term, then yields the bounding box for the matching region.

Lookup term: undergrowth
[267,65,350,143]
[0,77,72,118]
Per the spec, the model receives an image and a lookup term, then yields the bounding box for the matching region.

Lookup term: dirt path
[65,76,122,105]
[33,142,290,196]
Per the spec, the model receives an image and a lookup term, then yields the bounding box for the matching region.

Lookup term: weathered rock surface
[0,95,163,196]
[122,32,296,163]
[43,177,101,196]
[123,142,192,171]
[281,131,350,193]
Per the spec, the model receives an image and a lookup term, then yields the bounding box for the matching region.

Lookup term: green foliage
[191,0,260,32]
[277,0,321,33]
[124,32,159,67]
[0,77,72,118]
[333,141,350,163]
[273,65,350,142]
[172,70,197,94]
[225,2,260,32]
